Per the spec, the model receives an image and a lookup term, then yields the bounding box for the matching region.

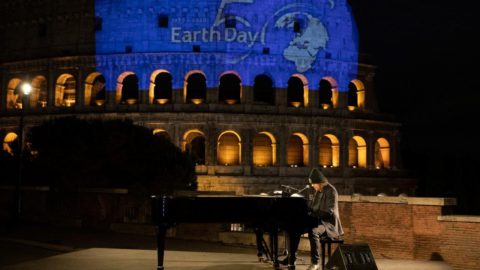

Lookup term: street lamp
[14,82,31,224]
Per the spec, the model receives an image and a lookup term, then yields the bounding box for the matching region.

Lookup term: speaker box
[325,244,378,270]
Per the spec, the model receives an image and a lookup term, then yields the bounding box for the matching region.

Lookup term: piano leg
[269,229,280,269]
[156,224,168,270]
[287,230,301,270]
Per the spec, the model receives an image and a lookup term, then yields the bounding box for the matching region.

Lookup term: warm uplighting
[323,165,327,168]
[64,99,76,107]
[95,100,106,106]
[225,99,238,105]
[126,98,137,105]
[155,98,169,104]
[321,103,330,110]
[290,101,301,108]
[40,101,47,108]
[347,105,356,111]
[190,98,204,104]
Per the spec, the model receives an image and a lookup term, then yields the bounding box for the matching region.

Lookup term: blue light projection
[95,0,358,91]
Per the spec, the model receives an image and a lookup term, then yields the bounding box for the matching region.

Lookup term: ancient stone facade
[0,0,416,196]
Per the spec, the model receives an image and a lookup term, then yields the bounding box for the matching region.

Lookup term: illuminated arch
[184,70,207,104]
[319,76,339,109]
[319,134,340,168]
[348,79,366,110]
[85,72,106,106]
[55,74,76,107]
[348,136,367,168]
[253,131,276,166]
[287,74,309,107]
[149,69,172,104]
[3,132,18,155]
[182,129,205,165]
[116,72,139,105]
[375,137,391,169]
[153,129,171,141]
[287,133,309,166]
[217,131,242,165]
[218,71,242,105]
[6,78,22,110]
[30,76,48,108]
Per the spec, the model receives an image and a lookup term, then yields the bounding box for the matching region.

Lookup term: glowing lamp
[21,83,32,95]
[95,100,106,106]
[321,103,330,110]
[126,98,137,105]
[347,105,356,111]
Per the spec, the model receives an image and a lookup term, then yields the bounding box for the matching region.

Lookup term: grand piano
[151,194,312,270]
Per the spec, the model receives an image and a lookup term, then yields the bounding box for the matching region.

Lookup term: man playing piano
[303,168,343,270]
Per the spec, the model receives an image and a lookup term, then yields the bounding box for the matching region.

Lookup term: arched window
[253,75,275,105]
[347,82,358,108]
[6,79,22,109]
[183,130,205,165]
[287,133,309,167]
[85,73,106,106]
[217,131,241,165]
[350,79,366,110]
[55,74,76,107]
[152,71,172,104]
[153,129,171,141]
[121,74,139,104]
[185,72,206,104]
[3,132,18,156]
[348,136,367,168]
[219,73,241,105]
[319,134,340,168]
[318,79,333,108]
[253,132,276,166]
[287,76,304,107]
[375,138,391,169]
[31,76,48,108]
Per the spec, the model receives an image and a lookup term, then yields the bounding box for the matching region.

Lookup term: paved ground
[0,225,453,270]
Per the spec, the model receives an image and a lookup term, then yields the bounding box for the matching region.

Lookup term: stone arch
[31,76,48,108]
[184,70,207,104]
[116,72,139,105]
[3,132,18,155]
[217,130,242,165]
[375,137,391,169]
[183,129,205,165]
[150,69,172,104]
[153,129,171,141]
[85,72,106,106]
[253,74,275,105]
[253,131,276,166]
[319,134,340,168]
[319,76,339,109]
[55,74,76,107]
[287,74,309,107]
[287,133,309,166]
[218,71,241,105]
[348,135,367,168]
[348,79,366,110]
[6,78,22,110]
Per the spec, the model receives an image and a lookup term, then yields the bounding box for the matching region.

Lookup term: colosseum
[0,0,415,195]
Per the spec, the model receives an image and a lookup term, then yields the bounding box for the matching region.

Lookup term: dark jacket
[308,183,344,239]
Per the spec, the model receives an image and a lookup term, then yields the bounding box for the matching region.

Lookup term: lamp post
[14,82,31,224]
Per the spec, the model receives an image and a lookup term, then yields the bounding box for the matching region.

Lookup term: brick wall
[337,196,480,270]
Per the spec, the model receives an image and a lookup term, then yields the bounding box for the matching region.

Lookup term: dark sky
[348,0,480,213]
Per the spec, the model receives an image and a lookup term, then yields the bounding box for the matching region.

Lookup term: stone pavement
[0,225,453,270]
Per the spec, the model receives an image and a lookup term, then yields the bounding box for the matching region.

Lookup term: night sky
[349,0,480,213]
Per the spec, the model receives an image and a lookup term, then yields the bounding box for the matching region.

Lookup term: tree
[27,117,197,195]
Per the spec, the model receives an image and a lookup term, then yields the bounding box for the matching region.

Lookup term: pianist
[304,168,343,270]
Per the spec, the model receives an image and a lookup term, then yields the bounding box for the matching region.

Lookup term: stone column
[242,128,253,176]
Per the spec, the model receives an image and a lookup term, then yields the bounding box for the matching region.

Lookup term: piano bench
[320,237,344,270]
